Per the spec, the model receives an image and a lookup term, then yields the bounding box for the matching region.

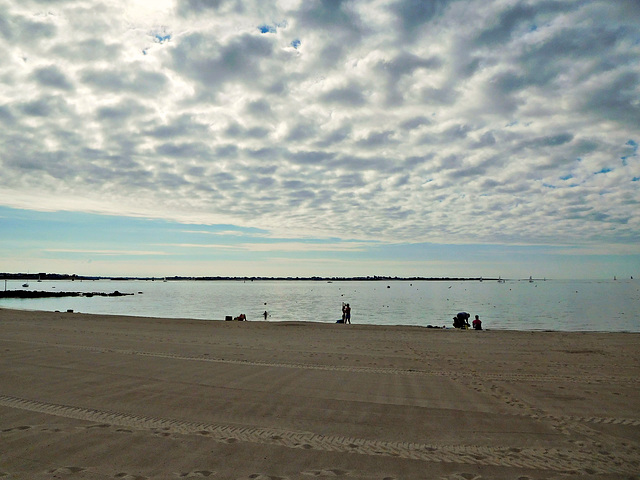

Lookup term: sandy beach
[1,308,638,479]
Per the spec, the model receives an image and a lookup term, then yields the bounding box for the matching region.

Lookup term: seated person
[472,315,482,330]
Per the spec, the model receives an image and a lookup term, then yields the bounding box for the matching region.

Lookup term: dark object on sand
[453,312,471,329]
[0,290,133,299]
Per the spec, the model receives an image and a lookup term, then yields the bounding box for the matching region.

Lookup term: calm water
[2,279,638,332]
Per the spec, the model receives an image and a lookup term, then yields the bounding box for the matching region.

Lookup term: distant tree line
[1,272,492,282]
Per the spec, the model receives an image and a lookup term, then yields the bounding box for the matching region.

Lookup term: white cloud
[168,241,370,252]
[45,249,169,256]
[0,0,638,252]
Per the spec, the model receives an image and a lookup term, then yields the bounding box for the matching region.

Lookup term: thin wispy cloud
[167,242,370,253]
[45,249,169,256]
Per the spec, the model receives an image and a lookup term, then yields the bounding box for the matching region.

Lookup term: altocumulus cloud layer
[1,0,639,248]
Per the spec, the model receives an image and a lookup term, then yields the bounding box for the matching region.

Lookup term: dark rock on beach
[0,290,134,299]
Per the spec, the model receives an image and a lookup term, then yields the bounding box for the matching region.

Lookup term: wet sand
[1,307,639,479]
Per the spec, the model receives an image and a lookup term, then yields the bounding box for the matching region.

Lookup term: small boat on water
[529,276,534,283]
[22,283,29,287]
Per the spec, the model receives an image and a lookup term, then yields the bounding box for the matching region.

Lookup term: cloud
[169,241,370,253]
[50,39,122,63]
[46,249,169,256]
[31,65,74,90]
[176,0,236,17]
[389,0,455,42]
[0,8,57,45]
[170,32,275,96]
[0,0,637,256]
[475,1,571,47]
[295,0,363,38]
[81,68,168,95]
[319,83,367,106]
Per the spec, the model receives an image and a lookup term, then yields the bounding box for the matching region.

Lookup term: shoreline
[1,307,639,479]
[1,305,638,333]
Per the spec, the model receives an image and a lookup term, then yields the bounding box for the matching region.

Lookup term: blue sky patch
[595,168,612,174]
[622,139,638,165]
[560,174,573,180]
[291,39,301,49]
[258,24,276,33]
[154,33,171,44]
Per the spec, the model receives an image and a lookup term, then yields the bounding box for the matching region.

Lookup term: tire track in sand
[4,339,640,430]
[460,377,640,465]
[3,338,637,385]
[0,394,637,475]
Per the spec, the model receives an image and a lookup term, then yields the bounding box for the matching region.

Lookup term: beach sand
[1,308,638,479]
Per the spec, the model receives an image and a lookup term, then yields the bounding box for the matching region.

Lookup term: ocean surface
[1,278,638,332]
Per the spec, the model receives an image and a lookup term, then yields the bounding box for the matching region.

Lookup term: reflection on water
[2,279,638,332]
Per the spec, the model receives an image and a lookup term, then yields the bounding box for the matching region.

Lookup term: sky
[0,0,639,279]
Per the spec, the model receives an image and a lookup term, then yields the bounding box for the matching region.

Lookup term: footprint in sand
[86,423,111,430]
[42,426,64,433]
[440,474,482,480]
[114,473,148,480]
[245,474,288,480]
[2,425,32,433]
[176,471,215,478]
[302,469,350,477]
[47,466,86,475]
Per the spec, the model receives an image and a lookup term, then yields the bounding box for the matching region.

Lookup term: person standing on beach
[345,303,351,324]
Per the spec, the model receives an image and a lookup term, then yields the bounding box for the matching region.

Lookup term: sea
[1,278,638,332]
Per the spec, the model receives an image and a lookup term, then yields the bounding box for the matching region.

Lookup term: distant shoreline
[2,273,523,282]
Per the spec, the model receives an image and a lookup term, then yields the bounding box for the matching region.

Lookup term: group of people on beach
[453,312,482,330]
[234,306,482,329]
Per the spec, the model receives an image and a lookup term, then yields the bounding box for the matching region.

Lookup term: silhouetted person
[453,312,470,328]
